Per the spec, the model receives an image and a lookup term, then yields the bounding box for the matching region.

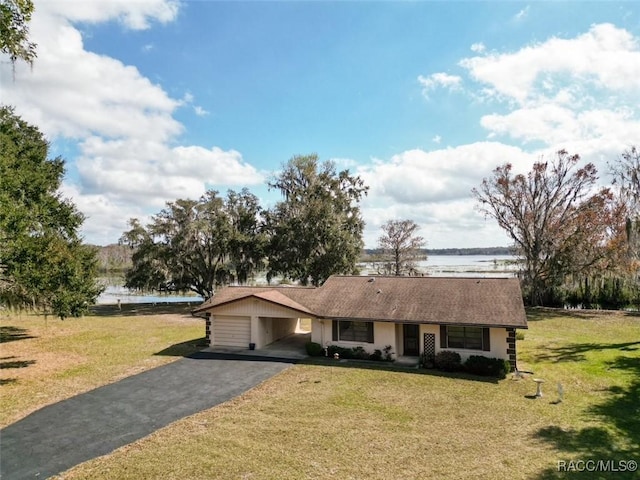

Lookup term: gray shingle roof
[194,276,528,329]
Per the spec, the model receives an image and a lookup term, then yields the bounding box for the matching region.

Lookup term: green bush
[369,349,383,361]
[351,346,369,360]
[516,331,525,341]
[464,355,511,378]
[420,353,435,369]
[305,341,323,356]
[383,345,394,361]
[324,345,398,362]
[434,350,462,372]
[327,345,354,359]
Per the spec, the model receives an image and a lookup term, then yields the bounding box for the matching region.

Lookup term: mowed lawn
[3,308,639,479]
[0,303,205,428]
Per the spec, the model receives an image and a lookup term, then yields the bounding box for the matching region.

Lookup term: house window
[441,325,490,351]
[332,321,374,343]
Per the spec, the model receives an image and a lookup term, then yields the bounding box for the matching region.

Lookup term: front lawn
[55,309,639,480]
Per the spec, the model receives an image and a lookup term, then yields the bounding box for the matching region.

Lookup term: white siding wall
[311,318,324,345]
[211,315,251,347]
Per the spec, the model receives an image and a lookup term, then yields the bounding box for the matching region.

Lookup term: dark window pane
[338,321,373,343]
[464,327,483,349]
[446,326,484,350]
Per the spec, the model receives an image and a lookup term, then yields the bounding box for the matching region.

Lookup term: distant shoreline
[362,247,515,256]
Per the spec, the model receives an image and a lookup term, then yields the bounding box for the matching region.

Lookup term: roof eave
[317,315,528,329]
[195,294,316,317]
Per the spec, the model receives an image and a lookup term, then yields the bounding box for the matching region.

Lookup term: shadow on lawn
[0,358,36,369]
[0,354,37,386]
[301,357,501,383]
[533,354,640,480]
[525,307,640,322]
[0,326,36,343]
[154,337,208,357]
[533,341,640,363]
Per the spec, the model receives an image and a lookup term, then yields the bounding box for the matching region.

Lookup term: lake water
[417,254,519,277]
[97,255,519,304]
[97,282,203,305]
[359,254,519,277]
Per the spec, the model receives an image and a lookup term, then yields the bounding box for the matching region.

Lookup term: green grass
[0,304,205,427]
[50,308,639,480]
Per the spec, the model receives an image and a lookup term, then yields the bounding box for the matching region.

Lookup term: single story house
[193,275,528,368]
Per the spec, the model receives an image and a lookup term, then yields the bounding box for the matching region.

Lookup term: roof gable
[193,285,315,315]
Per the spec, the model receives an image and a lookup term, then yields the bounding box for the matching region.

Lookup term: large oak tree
[121,189,266,299]
[265,154,368,286]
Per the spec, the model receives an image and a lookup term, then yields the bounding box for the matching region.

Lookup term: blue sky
[2,1,639,248]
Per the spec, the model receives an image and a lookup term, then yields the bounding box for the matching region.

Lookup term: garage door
[212,316,251,348]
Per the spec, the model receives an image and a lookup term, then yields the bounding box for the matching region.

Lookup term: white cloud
[60,183,150,244]
[70,138,263,240]
[38,0,180,30]
[418,72,463,99]
[460,23,640,105]
[513,6,530,22]
[432,135,442,144]
[194,105,210,116]
[75,137,262,202]
[456,22,640,177]
[359,142,531,205]
[470,42,486,53]
[182,92,195,104]
[361,197,512,249]
[2,13,181,141]
[181,92,209,117]
[481,105,640,149]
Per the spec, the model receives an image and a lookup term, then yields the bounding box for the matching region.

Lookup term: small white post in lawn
[533,378,545,398]
[556,383,564,403]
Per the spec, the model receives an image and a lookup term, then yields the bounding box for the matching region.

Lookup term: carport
[194,289,315,351]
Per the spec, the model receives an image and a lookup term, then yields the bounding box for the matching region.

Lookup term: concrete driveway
[0,352,296,480]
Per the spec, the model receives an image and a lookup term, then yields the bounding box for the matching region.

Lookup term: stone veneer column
[205,313,211,346]
[506,327,517,370]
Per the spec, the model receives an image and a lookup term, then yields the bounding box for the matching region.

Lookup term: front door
[403,324,419,356]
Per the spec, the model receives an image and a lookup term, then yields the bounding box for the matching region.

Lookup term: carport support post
[205,313,211,346]
[506,328,517,370]
[250,315,260,350]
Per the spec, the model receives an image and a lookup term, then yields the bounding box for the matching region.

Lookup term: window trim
[332,320,374,344]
